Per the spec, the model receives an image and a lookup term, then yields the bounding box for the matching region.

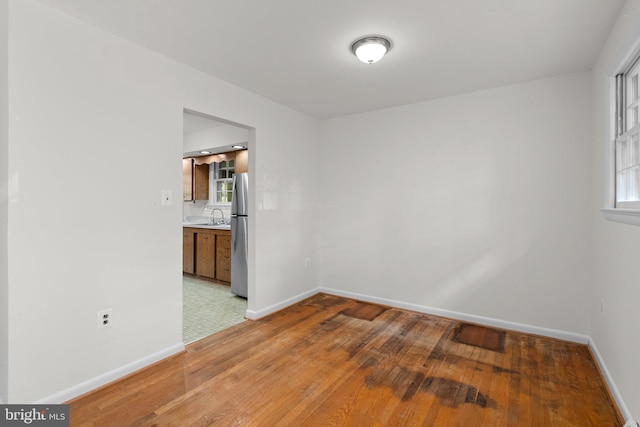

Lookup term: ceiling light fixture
[200,150,211,154]
[351,36,391,64]
[232,145,246,149]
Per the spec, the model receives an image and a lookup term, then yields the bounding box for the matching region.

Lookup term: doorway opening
[182,109,251,344]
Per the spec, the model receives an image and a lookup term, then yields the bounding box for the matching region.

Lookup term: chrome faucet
[210,208,224,224]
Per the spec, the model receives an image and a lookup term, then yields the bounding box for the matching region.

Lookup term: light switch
[161,190,172,206]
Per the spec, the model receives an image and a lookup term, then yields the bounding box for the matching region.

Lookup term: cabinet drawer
[217,235,231,253]
[215,234,232,283]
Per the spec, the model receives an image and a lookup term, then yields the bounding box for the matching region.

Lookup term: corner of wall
[589,338,635,424]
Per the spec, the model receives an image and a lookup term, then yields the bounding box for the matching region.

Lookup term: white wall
[183,124,248,154]
[320,72,593,334]
[6,0,319,403]
[0,0,9,404]
[591,0,640,420]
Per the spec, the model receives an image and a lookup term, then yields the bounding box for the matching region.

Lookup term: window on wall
[214,160,235,204]
[615,56,640,209]
[604,49,640,226]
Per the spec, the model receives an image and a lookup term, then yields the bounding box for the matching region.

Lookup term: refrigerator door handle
[231,175,238,216]
[232,217,238,252]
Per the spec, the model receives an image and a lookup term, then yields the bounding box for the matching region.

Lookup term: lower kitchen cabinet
[215,234,231,283]
[195,233,216,279]
[183,229,195,274]
[183,227,231,284]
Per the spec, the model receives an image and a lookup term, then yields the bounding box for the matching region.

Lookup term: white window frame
[602,46,640,226]
[213,178,233,205]
[207,160,235,206]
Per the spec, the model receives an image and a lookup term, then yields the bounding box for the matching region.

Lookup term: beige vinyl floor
[182,275,247,344]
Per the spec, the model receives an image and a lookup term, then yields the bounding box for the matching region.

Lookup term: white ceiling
[37,0,625,119]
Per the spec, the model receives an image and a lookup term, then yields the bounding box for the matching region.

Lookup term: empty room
[1,0,639,426]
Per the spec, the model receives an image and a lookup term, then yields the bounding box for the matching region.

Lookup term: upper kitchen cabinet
[183,158,210,201]
[217,159,235,179]
[194,163,209,200]
[184,149,248,202]
[236,150,248,173]
[183,158,194,201]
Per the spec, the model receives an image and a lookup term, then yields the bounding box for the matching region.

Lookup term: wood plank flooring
[68,294,622,426]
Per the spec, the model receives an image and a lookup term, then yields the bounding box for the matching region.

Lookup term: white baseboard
[245,288,320,320]
[248,285,588,342]
[34,342,185,404]
[41,289,630,422]
[320,287,589,344]
[319,288,638,422]
[589,338,635,424]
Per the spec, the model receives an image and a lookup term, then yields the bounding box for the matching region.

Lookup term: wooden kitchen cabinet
[183,227,232,284]
[183,229,195,274]
[193,163,209,200]
[183,159,209,201]
[195,233,216,279]
[182,158,194,201]
[235,150,248,173]
[184,150,247,202]
[215,234,232,283]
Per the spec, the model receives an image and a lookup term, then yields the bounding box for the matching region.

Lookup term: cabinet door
[215,234,231,283]
[235,150,248,173]
[194,163,210,200]
[183,230,195,274]
[196,233,216,279]
[182,158,194,201]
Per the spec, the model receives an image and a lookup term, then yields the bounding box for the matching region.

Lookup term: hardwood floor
[68,294,622,426]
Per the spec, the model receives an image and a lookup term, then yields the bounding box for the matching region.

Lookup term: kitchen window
[214,160,235,204]
[603,51,640,225]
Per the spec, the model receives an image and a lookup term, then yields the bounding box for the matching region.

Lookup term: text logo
[1,405,68,426]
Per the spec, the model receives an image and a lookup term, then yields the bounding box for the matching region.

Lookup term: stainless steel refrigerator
[231,173,248,298]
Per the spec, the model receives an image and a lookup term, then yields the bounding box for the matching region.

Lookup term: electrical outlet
[600,299,605,316]
[97,308,113,329]
[304,257,310,269]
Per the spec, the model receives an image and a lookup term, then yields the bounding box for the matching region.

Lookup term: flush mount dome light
[351,36,391,64]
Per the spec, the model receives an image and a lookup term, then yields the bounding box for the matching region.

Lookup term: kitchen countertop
[183,223,231,231]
